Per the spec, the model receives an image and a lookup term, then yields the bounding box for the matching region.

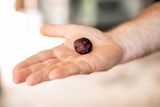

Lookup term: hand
[12,24,123,86]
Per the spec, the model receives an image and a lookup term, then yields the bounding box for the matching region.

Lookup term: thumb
[40,24,74,38]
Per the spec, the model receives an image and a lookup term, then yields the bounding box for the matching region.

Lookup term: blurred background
[0,0,160,107]
[9,0,148,30]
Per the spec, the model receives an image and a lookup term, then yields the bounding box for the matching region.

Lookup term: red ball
[74,38,92,54]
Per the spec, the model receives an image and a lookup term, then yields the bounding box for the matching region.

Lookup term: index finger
[13,49,54,71]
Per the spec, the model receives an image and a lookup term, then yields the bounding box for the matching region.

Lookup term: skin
[13,2,160,86]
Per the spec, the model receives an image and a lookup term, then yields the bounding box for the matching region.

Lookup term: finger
[13,58,60,84]
[13,62,45,84]
[49,60,92,79]
[13,68,32,84]
[25,61,70,85]
[13,49,54,71]
[40,24,77,38]
[26,70,49,86]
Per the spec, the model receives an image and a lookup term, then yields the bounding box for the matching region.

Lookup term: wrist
[104,32,124,64]
[105,31,127,64]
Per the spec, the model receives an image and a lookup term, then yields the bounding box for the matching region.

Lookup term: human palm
[13,24,123,86]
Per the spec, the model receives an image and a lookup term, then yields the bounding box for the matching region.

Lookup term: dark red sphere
[74,38,92,54]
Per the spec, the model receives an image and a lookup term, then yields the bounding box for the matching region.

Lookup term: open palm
[13,24,123,86]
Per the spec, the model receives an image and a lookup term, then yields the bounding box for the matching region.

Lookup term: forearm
[107,2,160,63]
